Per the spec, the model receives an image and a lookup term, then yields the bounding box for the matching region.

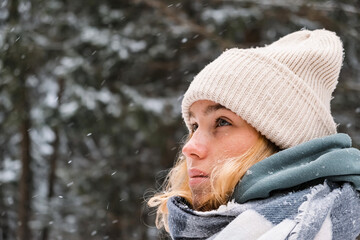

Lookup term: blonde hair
[148,134,279,232]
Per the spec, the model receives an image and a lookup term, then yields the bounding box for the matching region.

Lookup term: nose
[182,130,209,160]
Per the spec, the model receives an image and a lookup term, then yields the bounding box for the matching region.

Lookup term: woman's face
[182,100,259,208]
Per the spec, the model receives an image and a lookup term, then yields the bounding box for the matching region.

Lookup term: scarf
[168,134,360,239]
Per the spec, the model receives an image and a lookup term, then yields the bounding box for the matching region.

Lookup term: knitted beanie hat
[182,29,344,149]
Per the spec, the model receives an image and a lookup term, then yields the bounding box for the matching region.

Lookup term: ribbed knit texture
[182,29,344,148]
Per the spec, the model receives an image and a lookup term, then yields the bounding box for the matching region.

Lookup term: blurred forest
[0,0,359,239]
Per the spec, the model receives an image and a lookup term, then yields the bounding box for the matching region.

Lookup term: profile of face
[182,100,260,208]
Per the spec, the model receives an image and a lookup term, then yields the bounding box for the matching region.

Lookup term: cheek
[221,131,258,157]
[222,141,247,157]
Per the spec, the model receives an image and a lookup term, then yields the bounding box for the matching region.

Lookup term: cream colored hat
[182,29,344,149]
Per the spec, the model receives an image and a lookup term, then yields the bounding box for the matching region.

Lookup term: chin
[191,191,210,210]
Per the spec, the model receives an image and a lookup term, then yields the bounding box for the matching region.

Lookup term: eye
[191,123,198,133]
[216,118,231,127]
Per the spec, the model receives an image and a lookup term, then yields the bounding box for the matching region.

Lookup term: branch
[134,0,237,49]
[220,0,360,15]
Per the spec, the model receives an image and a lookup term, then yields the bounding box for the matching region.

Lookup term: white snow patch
[60,101,79,118]
[54,56,84,76]
[194,199,241,216]
[30,127,55,155]
[202,7,261,24]
[121,85,180,117]
[81,27,110,46]
[0,158,21,182]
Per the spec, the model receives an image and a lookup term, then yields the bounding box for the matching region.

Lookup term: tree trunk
[0,192,9,240]
[9,0,19,24]
[7,0,33,239]
[18,81,32,240]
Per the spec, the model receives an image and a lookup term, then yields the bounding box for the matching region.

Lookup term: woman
[148,29,360,239]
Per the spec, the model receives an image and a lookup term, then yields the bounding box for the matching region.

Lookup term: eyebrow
[189,104,227,118]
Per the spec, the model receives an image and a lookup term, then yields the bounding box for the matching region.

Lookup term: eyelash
[190,118,231,133]
[216,118,231,127]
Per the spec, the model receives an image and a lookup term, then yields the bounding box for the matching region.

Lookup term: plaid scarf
[168,182,360,239]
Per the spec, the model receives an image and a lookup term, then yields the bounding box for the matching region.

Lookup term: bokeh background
[0,0,359,239]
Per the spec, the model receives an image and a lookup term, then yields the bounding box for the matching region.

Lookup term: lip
[188,168,209,178]
[188,168,209,186]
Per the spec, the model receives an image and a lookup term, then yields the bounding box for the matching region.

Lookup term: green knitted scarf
[233,133,360,203]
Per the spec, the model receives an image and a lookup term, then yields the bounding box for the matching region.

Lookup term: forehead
[189,100,229,118]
